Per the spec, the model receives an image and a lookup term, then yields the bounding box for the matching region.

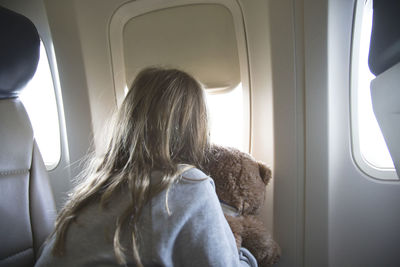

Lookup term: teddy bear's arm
[224,215,244,249]
[241,216,281,267]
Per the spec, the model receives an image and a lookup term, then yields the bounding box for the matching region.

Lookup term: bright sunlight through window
[20,41,61,170]
[206,84,244,151]
[352,0,395,178]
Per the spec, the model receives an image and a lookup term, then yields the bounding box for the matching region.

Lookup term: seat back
[0,7,56,267]
[368,1,400,178]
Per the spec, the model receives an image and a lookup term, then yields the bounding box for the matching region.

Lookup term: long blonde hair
[52,67,209,266]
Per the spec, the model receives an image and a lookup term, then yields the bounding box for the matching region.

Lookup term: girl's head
[111,67,209,172]
[52,67,209,266]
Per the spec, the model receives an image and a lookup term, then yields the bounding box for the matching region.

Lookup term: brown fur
[202,145,280,266]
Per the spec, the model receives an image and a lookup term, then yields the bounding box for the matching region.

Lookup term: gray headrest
[368,1,400,76]
[0,6,40,99]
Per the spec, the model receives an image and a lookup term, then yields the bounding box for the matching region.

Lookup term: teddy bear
[201,144,281,266]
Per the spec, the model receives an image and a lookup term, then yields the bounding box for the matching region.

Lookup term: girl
[35,67,257,266]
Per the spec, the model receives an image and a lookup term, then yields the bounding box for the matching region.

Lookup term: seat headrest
[368,1,400,76]
[0,6,40,99]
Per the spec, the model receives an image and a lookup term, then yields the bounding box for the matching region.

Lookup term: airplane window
[20,41,61,170]
[351,0,396,179]
[206,84,244,151]
[110,1,251,152]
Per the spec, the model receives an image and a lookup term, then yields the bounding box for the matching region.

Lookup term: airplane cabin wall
[239,0,274,237]
[269,0,307,266]
[271,0,400,266]
[328,0,400,266]
[43,0,96,209]
[59,0,127,152]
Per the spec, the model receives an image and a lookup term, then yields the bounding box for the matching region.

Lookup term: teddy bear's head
[202,145,271,215]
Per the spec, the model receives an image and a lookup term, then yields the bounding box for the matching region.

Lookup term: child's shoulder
[178,165,216,189]
[181,167,208,182]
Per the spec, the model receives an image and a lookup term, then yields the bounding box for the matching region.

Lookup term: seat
[0,6,56,267]
[368,1,400,178]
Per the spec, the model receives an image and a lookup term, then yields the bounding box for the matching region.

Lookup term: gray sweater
[35,167,257,267]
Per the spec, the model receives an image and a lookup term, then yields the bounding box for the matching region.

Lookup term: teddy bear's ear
[258,161,271,184]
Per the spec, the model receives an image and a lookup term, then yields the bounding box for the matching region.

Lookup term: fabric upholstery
[30,142,57,256]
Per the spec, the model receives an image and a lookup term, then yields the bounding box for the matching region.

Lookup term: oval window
[20,41,61,170]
